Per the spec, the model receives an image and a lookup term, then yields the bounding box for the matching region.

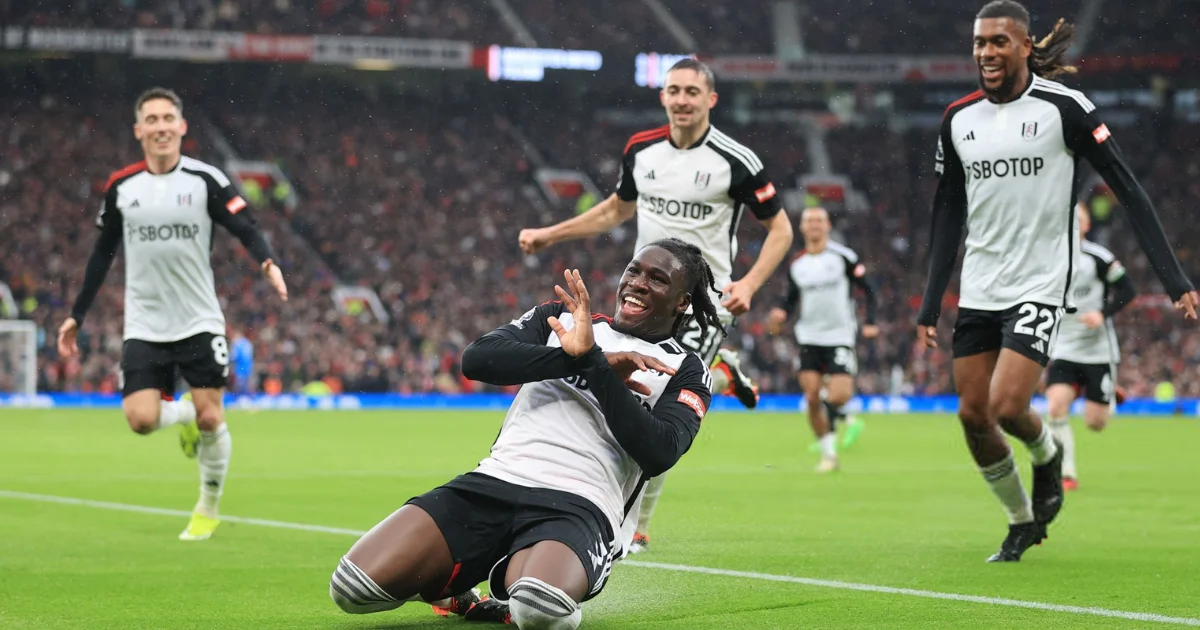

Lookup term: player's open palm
[548,269,595,357]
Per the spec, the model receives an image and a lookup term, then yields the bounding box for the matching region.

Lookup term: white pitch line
[3,490,1198,627]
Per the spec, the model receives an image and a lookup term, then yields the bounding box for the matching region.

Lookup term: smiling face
[974,17,1032,101]
[660,68,717,134]
[134,97,186,166]
[800,207,831,244]
[614,245,692,337]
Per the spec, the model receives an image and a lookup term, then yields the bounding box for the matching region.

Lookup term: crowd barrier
[1,393,1197,416]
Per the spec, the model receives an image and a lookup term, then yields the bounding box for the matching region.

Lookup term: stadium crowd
[4,78,1199,398]
[1,0,772,53]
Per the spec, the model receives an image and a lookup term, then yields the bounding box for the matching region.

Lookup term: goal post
[0,320,37,396]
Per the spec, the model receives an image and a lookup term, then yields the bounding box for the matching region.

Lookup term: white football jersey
[617,125,783,317]
[936,76,1103,311]
[1050,241,1124,365]
[783,241,865,347]
[474,302,711,544]
[96,156,249,342]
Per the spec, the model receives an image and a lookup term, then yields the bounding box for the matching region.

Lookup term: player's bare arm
[518,195,637,255]
[722,210,793,316]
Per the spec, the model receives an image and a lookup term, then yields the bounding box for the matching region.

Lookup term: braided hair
[646,238,726,340]
[977,0,1077,79]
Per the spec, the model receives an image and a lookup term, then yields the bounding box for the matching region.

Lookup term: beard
[978,66,1020,100]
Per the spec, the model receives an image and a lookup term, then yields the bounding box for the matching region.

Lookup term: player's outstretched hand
[518,228,552,255]
[263,260,288,302]
[721,280,754,316]
[1175,290,1199,320]
[548,269,595,357]
[57,318,79,358]
[606,351,677,395]
[861,324,881,338]
[917,325,938,349]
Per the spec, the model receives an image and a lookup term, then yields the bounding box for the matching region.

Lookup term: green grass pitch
[1,408,1198,629]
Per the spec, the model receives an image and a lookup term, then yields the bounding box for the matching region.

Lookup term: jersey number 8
[211,336,231,378]
[833,347,857,373]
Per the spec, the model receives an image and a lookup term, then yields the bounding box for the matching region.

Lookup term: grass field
[2,408,1198,629]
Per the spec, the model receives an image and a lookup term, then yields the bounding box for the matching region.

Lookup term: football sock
[196,424,231,517]
[1025,420,1059,466]
[819,432,837,459]
[157,399,196,431]
[1048,415,1076,478]
[980,455,1034,524]
[636,474,668,535]
[330,557,407,614]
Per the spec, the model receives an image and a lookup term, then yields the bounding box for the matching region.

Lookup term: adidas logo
[645,170,656,180]
[1031,339,1046,354]
[961,131,976,142]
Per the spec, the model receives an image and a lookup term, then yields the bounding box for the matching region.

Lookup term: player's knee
[1085,414,1108,432]
[986,393,1027,426]
[957,400,989,428]
[508,577,581,630]
[195,408,223,432]
[825,389,852,407]
[329,557,404,615]
[124,407,159,434]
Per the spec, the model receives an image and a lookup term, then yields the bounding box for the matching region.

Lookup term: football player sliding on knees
[329,238,718,628]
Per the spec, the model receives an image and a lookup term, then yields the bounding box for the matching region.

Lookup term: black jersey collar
[147,156,183,175]
[991,73,1036,105]
[668,124,711,150]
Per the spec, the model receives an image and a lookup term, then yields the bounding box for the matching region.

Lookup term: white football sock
[330,557,407,614]
[980,455,1034,524]
[636,474,668,535]
[157,399,196,430]
[1048,415,1076,478]
[711,367,730,394]
[508,577,581,630]
[196,424,231,517]
[1025,420,1059,466]
[819,432,837,459]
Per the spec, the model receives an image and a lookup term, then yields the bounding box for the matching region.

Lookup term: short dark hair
[976,0,1030,27]
[644,237,725,340]
[976,0,1077,79]
[666,58,715,92]
[134,87,183,121]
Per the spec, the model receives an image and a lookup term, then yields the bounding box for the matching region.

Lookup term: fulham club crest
[1021,121,1038,141]
[694,171,711,189]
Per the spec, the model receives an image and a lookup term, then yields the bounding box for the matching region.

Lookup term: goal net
[0,320,37,396]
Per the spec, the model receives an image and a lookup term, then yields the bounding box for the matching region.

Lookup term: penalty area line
[2,489,1198,627]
